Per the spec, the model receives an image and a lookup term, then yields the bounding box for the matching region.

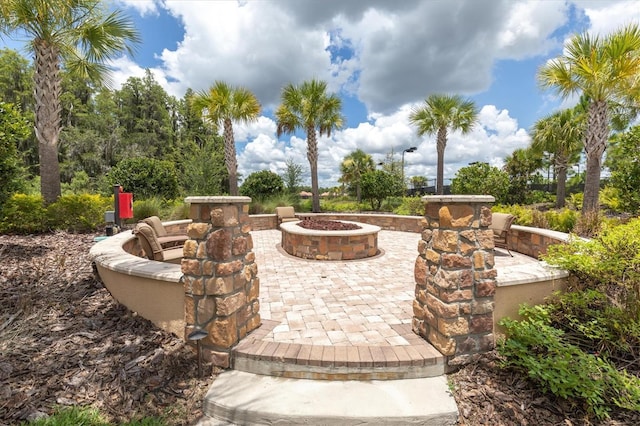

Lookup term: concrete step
[231,323,446,380]
[198,370,458,425]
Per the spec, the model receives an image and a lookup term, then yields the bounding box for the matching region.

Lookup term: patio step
[197,370,459,425]
[231,322,446,380]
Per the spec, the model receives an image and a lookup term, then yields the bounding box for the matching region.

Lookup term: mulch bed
[1,231,638,425]
[0,232,213,425]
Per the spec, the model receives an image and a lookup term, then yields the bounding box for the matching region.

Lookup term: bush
[0,102,30,207]
[47,194,112,232]
[545,208,578,233]
[360,170,400,211]
[0,194,48,234]
[544,217,640,314]
[240,170,284,200]
[132,197,163,222]
[108,157,179,200]
[499,304,640,420]
[451,163,510,204]
[393,197,425,216]
[492,205,534,226]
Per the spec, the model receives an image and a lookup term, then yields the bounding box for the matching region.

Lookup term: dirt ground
[1,231,638,425]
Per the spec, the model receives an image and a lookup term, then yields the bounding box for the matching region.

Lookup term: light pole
[401,146,417,188]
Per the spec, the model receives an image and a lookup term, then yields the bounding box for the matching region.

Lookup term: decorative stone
[438,317,469,336]
[210,208,224,226]
[471,300,495,315]
[207,316,238,347]
[183,240,197,258]
[425,249,441,264]
[187,222,210,239]
[206,276,233,295]
[441,253,472,269]
[181,259,201,275]
[428,328,456,356]
[216,292,246,316]
[426,293,459,318]
[432,230,458,252]
[215,260,243,276]
[207,229,232,261]
[475,280,496,297]
[414,257,427,286]
[439,205,474,228]
[470,314,493,333]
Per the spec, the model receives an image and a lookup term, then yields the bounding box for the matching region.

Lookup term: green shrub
[249,193,305,214]
[568,192,583,211]
[0,194,48,234]
[240,170,284,200]
[544,217,640,314]
[499,304,640,420]
[108,157,179,200]
[320,198,360,213]
[492,205,534,226]
[545,208,578,233]
[47,194,112,232]
[132,197,163,222]
[393,197,425,216]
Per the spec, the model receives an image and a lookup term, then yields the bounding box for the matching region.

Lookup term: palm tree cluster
[2,0,639,217]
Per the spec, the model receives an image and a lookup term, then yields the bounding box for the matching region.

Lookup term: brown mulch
[1,231,638,425]
[297,219,361,231]
[0,232,213,425]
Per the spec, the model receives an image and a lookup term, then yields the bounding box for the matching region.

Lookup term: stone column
[413,195,496,366]
[182,196,261,368]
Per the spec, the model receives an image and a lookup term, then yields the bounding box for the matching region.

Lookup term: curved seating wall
[91,216,570,337]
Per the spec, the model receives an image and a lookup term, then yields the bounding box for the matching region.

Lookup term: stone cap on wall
[185,196,252,204]
[421,195,495,204]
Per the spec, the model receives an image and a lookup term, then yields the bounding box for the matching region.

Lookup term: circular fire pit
[280,220,380,261]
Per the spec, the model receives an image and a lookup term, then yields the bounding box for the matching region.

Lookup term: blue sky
[3,1,639,188]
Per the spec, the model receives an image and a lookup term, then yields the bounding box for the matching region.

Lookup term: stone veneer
[280,221,380,261]
[413,195,496,366]
[182,196,261,368]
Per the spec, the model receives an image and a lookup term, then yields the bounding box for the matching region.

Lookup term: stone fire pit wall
[182,196,261,368]
[413,195,496,367]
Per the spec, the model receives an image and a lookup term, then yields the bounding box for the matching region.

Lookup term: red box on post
[118,192,133,219]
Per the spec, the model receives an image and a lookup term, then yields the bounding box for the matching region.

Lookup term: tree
[360,170,400,211]
[0,0,140,204]
[538,24,640,214]
[606,126,640,214]
[276,79,343,212]
[108,157,178,200]
[191,81,261,196]
[0,102,30,207]
[530,108,584,208]
[502,147,543,205]
[410,176,428,190]
[340,149,375,203]
[409,94,478,195]
[115,70,176,159]
[451,162,510,204]
[240,170,284,200]
[283,157,303,195]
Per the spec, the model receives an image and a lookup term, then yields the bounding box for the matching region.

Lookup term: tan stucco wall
[494,277,568,337]
[96,263,185,337]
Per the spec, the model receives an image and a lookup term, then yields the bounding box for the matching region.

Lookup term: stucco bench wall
[90,220,191,337]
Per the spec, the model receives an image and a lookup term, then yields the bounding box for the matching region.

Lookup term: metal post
[113,184,121,229]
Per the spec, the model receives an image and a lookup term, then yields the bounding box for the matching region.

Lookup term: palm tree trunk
[307,125,321,212]
[436,127,447,195]
[223,118,238,196]
[34,40,62,204]
[582,101,608,214]
[555,155,568,209]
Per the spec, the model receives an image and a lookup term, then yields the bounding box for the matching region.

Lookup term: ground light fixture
[188,328,208,378]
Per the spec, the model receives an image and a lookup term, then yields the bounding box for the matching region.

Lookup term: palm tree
[340,149,375,203]
[409,94,478,195]
[191,81,261,196]
[538,24,640,214]
[530,108,584,208]
[0,0,140,203]
[276,79,343,212]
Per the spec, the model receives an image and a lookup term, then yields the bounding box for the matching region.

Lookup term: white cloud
[576,0,640,36]
[116,0,159,16]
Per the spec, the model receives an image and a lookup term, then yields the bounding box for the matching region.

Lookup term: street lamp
[401,146,417,188]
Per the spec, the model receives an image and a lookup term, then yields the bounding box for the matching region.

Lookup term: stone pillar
[182,196,261,368]
[413,195,496,367]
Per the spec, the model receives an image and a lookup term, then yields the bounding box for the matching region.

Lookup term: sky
[3,0,640,189]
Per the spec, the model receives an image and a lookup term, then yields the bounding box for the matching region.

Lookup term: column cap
[421,195,495,203]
